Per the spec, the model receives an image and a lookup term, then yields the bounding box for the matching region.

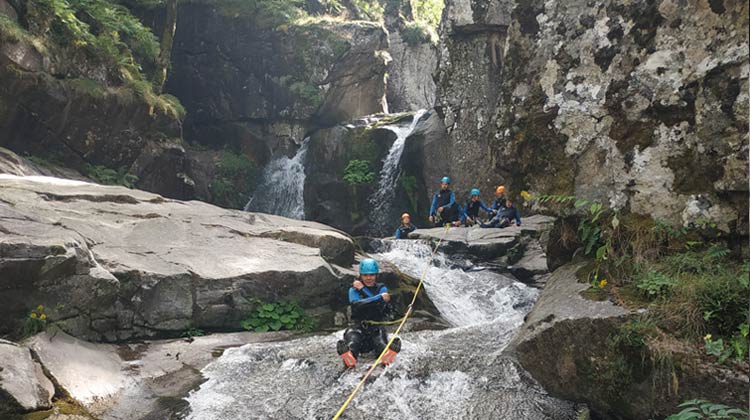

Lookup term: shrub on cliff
[209,150,258,209]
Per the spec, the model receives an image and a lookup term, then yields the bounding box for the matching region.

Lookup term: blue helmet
[441,176,451,184]
[359,258,379,275]
[470,188,481,196]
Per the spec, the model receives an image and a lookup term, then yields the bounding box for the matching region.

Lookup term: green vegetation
[666,399,748,420]
[534,194,749,369]
[22,305,48,338]
[241,300,315,332]
[182,326,206,338]
[209,150,258,209]
[401,19,437,45]
[84,164,139,188]
[411,0,444,30]
[185,0,307,27]
[343,159,375,185]
[400,174,418,212]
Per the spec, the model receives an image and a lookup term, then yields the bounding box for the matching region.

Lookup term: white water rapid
[244,139,310,219]
[183,240,578,420]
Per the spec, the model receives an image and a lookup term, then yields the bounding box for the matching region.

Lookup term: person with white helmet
[428,176,459,227]
[336,258,401,368]
[394,212,416,239]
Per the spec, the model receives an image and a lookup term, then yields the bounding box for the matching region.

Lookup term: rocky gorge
[0,0,748,419]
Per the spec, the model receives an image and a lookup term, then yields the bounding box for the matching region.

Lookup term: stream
[183,240,578,419]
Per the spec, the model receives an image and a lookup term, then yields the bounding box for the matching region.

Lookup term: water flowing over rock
[0,175,354,341]
[184,240,578,420]
[245,139,310,219]
[434,0,749,234]
[368,110,428,236]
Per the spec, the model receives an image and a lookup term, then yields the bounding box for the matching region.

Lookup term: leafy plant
[23,305,48,337]
[635,270,677,298]
[183,326,205,338]
[84,164,139,188]
[665,399,748,420]
[343,159,375,185]
[241,301,316,333]
[411,0,445,30]
[703,323,749,364]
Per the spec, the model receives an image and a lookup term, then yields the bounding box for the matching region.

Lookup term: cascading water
[183,240,578,420]
[244,139,309,219]
[368,110,427,236]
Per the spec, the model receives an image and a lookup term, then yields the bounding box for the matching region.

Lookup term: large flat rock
[0,175,354,340]
[409,215,555,259]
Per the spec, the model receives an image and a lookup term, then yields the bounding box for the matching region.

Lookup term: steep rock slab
[508,263,749,419]
[0,175,354,341]
[0,339,54,414]
[435,0,749,234]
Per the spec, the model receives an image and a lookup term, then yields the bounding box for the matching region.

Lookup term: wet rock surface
[0,175,355,341]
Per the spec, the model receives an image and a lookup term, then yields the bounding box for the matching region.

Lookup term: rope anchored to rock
[331,224,451,420]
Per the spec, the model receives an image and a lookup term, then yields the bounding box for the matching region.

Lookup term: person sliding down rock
[460,188,493,226]
[428,176,459,227]
[337,259,401,368]
[395,213,416,239]
[481,198,522,228]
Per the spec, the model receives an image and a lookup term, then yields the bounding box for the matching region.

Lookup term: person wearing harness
[460,188,493,226]
[395,213,416,239]
[482,197,522,228]
[337,259,401,368]
[490,185,507,215]
[428,176,459,227]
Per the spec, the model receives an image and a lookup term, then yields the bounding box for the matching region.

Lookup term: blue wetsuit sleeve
[480,200,493,213]
[349,288,361,304]
[429,193,438,216]
[448,192,456,207]
[395,228,401,239]
[353,294,384,305]
[515,208,522,225]
[379,285,388,295]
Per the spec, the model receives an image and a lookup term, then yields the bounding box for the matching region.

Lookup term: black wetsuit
[341,283,396,357]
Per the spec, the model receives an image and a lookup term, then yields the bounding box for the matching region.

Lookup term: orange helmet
[496,185,506,194]
[401,213,410,220]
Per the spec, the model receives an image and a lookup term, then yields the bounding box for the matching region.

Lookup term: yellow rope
[331,224,451,420]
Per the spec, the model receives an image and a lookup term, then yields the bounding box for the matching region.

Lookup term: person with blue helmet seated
[428,176,459,227]
[481,197,522,228]
[394,213,416,239]
[460,188,493,226]
[337,258,401,368]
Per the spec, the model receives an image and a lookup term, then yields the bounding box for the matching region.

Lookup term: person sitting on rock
[337,258,401,368]
[428,176,459,227]
[490,185,507,216]
[395,213,416,239]
[461,188,493,226]
[481,197,522,228]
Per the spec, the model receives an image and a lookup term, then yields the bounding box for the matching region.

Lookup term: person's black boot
[337,340,356,368]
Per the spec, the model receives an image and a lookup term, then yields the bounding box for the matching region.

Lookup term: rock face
[0,175,355,341]
[167,3,390,163]
[0,2,193,200]
[435,0,749,235]
[386,31,439,112]
[0,339,54,413]
[509,263,750,419]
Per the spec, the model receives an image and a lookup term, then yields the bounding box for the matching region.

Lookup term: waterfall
[244,139,309,219]
[368,109,427,236]
[184,240,577,420]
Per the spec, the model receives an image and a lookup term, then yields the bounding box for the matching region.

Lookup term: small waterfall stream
[183,240,577,420]
[245,139,310,219]
[368,110,427,236]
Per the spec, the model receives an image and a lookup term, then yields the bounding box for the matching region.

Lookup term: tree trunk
[156,0,177,94]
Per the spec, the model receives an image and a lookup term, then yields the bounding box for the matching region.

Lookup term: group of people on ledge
[394,176,522,239]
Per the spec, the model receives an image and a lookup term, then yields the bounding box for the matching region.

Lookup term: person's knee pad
[389,337,401,353]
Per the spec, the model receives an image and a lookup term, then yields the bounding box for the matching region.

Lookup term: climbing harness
[331,224,451,420]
